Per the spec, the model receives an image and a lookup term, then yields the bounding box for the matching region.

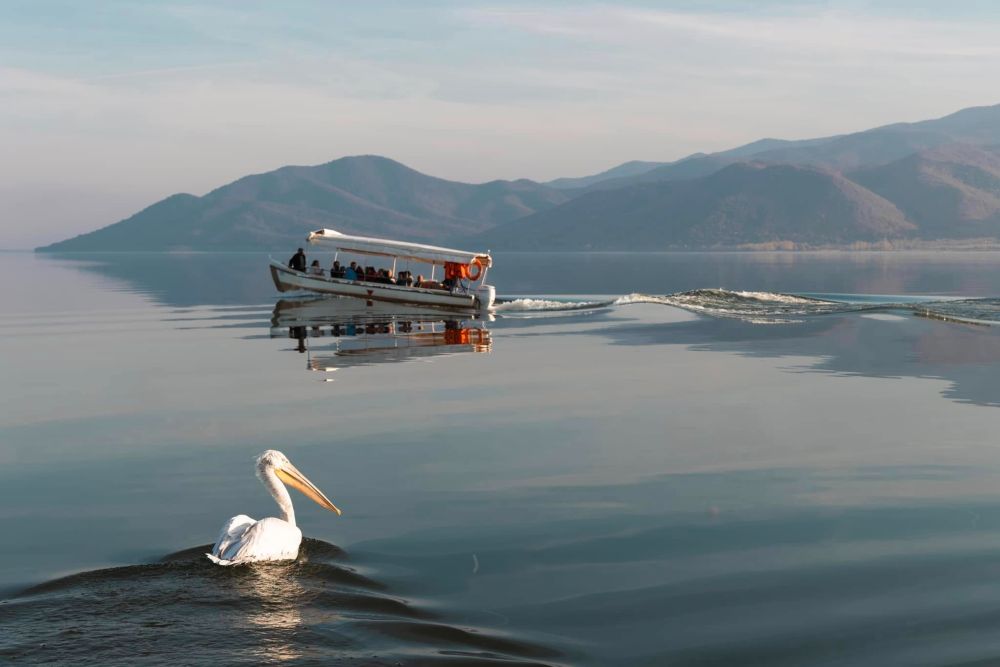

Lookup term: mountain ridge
[37,102,1000,252]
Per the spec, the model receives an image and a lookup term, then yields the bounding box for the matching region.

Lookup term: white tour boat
[269,229,496,312]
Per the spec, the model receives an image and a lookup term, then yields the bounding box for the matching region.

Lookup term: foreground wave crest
[0,540,562,666]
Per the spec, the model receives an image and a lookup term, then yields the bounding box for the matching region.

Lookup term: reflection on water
[272,297,492,373]
[580,309,1000,407]
[238,564,307,663]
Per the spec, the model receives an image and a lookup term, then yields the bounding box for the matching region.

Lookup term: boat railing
[277,259,482,295]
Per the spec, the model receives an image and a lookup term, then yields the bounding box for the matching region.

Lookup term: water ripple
[0,540,563,666]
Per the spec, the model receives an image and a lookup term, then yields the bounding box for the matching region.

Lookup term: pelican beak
[276,462,342,515]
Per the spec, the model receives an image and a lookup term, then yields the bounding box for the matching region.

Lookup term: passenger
[420,277,443,290]
[365,266,377,282]
[288,248,307,272]
[385,269,396,285]
[331,260,344,279]
[346,261,359,280]
[398,271,413,287]
[309,260,324,276]
[414,274,424,288]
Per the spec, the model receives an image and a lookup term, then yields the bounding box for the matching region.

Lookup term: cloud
[465,5,1000,58]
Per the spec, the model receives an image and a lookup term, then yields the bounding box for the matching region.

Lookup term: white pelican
[207,450,341,565]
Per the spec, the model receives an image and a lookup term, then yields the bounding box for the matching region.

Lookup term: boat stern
[474,284,496,311]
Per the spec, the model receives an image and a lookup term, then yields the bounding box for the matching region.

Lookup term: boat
[269,229,496,312]
[270,297,492,372]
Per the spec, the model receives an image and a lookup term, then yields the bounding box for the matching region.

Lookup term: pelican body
[207,450,341,565]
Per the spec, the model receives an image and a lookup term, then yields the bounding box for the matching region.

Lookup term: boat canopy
[306,229,492,268]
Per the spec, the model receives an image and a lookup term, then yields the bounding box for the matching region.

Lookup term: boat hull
[269,260,495,312]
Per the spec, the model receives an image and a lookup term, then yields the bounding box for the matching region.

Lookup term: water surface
[3,251,1000,666]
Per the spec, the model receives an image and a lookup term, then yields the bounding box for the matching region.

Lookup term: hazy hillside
[555,136,845,193]
[546,160,667,189]
[581,154,738,192]
[737,104,1000,171]
[38,156,571,251]
[580,104,1000,192]
[848,144,1000,238]
[477,163,914,250]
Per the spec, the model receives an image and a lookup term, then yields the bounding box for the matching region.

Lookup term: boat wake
[496,289,1000,325]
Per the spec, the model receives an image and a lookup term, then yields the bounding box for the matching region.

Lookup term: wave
[494,297,615,313]
[495,289,1000,325]
[0,539,563,666]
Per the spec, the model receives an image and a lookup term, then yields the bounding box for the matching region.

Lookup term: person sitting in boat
[309,260,324,276]
[331,260,345,279]
[398,271,413,287]
[365,266,377,281]
[288,248,307,272]
[413,274,423,288]
[345,261,359,280]
[417,276,445,290]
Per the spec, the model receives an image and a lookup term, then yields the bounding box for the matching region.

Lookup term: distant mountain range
[38,102,1000,252]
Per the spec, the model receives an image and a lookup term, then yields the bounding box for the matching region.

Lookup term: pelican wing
[207,514,256,564]
[207,517,302,565]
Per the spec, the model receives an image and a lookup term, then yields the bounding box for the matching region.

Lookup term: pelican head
[256,450,342,516]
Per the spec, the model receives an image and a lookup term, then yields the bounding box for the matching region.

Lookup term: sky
[3,1,1000,248]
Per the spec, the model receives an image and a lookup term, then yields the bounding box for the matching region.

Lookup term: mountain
[38,156,571,252]
[580,154,738,192]
[707,104,1000,172]
[553,136,848,193]
[545,160,667,190]
[581,104,1000,192]
[556,139,842,194]
[476,163,914,250]
[848,144,1000,238]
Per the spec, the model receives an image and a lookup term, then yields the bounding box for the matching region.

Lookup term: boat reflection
[271,297,492,372]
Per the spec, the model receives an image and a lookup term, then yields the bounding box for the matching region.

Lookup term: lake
[3,250,1000,666]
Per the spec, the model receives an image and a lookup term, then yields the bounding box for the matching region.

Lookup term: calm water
[3,251,1000,666]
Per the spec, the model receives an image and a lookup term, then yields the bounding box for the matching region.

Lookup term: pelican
[207,450,341,565]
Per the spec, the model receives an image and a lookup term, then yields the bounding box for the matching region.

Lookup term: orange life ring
[466,258,484,281]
